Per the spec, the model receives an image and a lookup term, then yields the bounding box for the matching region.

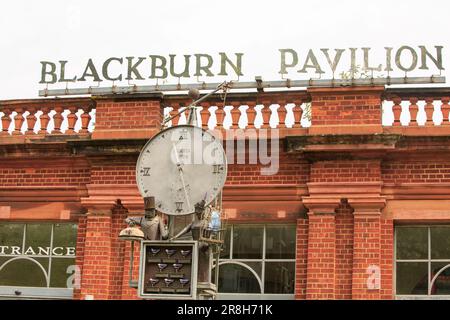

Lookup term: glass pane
[264,262,295,294]
[0,257,48,287]
[232,226,263,259]
[53,223,77,250]
[431,262,450,295]
[245,262,262,277]
[0,223,24,248]
[216,263,261,293]
[396,227,428,260]
[213,262,262,284]
[219,226,231,259]
[25,224,52,250]
[396,262,428,295]
[50,258,76,288]
[266,225,296,259]
[431,227,450,259]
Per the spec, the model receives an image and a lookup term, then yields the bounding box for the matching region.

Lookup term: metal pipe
[164,82,227,126]
[129,240,135,288]
[38,76,446,97]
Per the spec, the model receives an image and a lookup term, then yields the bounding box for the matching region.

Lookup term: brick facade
[2,86,450,299]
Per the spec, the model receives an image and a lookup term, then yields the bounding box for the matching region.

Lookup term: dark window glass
[430,227,450,259]
[25,224,52,249]
[0,224,23,248]
[0,258,48,287]
[245,262,262,278]
[396,227,428,260]
[265,225,296,259]
[220,227,231,259]
[217,263,261,293]
[264,262,295,294]
[232,226,263,259]
[50,258,76,288]
[396,262,428,295]
[431,262,450,295]
[53,224,77,249]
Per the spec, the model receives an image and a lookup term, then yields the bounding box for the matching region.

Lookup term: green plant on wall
[303,102,312,122]
[339,65,372,80]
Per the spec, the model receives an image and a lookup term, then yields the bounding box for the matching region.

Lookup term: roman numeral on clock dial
[141,167,151,176]
[175,202,183,212]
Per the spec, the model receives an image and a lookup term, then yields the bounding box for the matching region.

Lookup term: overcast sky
[1,0,449,100]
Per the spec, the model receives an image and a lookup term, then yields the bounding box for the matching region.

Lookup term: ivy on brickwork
[303,102,311,121]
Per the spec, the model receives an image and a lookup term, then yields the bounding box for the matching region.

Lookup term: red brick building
[1,86,450,299]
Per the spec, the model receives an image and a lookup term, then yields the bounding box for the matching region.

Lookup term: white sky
[1,0,449,100]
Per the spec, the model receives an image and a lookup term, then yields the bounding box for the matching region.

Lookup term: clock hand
[172,142,192,210]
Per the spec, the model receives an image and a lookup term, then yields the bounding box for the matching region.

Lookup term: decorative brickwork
[0,167,90,186]
[311,161,380,183]
[382,161,450,183]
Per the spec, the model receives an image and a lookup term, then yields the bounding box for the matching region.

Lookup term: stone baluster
[13,107,24,135]
[39,107,50,134]
[80,105,92,133]
[392,97,402,126]
[200,102,211,130]
[277,101,287,128]
[1,108,12,135]
[246,102,257,129]
[260,101,271,129]
[25,107,37,134]
[66,106,78,134]
[215,102,225,129]
[53,105,64,134]
[230,102,241,129]
[408,97,419,126]
[293,100,304,128]
[441,97,450,125]
[424,97,434,126]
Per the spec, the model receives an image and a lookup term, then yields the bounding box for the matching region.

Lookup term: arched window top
[214,262,262,294]
[0,257,48,287]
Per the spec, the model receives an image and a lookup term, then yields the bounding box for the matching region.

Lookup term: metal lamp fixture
[119,225,145,241]
[119,224,144,288]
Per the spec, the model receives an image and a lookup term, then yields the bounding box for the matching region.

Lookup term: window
[212,224,296,299]
[395,226,450,299]
[0,223,78,299]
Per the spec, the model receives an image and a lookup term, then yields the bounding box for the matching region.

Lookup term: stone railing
[382,89,450,127]
[0,98,95,135]
[162,92,311,130]
[3,88,450,140]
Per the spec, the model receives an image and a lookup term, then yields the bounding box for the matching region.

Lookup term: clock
[136,125,227,215]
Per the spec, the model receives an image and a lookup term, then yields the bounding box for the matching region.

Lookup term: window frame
[214,224,296,300]
[0,221,77,300]
[395,225,450,299]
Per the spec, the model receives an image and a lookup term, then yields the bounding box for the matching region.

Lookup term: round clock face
[136,125,227,215]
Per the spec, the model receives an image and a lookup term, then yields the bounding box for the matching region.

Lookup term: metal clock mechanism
[120,82,230,299]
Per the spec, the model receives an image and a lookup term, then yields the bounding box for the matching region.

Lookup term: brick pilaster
[79,213,113,300]
[295,218,308,299]
[303,200,340,300]
[307,86,384,135]
[348,199,385,299]
[306,213,336,299]
[92,96,163,140]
